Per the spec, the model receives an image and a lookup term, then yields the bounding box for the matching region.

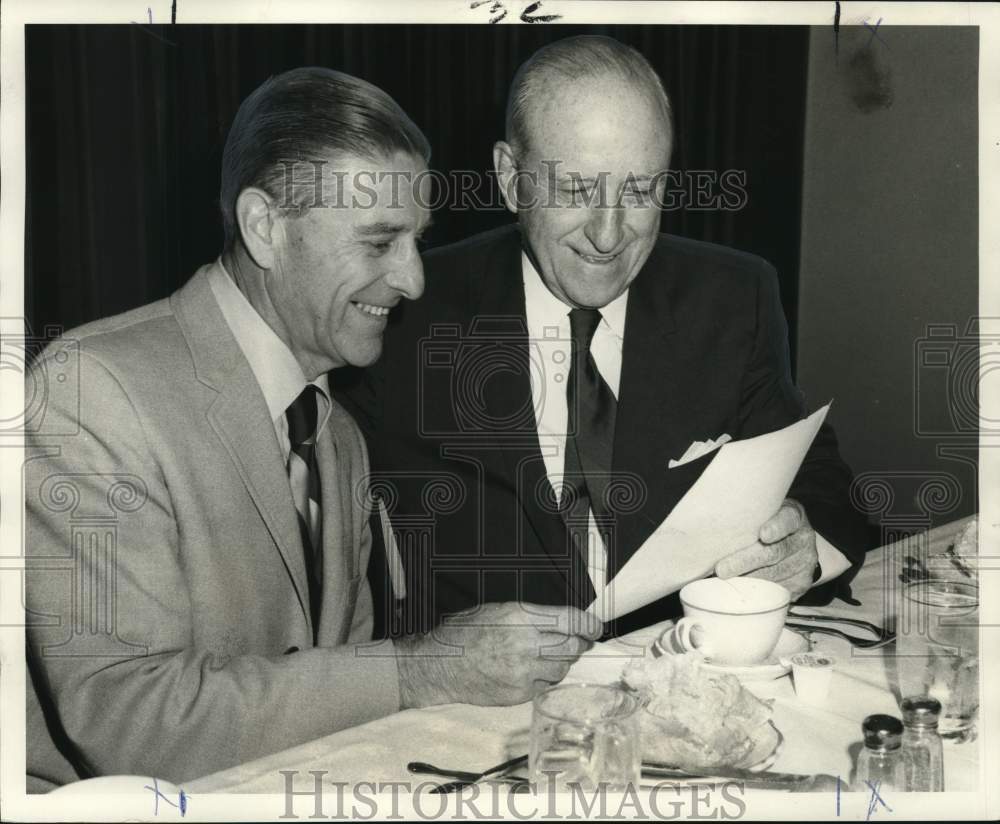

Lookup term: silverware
[419,754,529,794]
[787,609,885,636]
[432,774,531,793]
[413,754,838,794]
[641,761,839,792]
[785,611,894,649]
[945,546,974,578]
[408,761,484,782]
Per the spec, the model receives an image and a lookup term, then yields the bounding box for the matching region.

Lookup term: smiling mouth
[574,250,620,265]
[352,301,392,317]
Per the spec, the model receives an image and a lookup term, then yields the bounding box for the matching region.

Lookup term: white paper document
[589,404,832,621]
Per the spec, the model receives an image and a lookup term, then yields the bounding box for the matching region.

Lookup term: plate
[743,722,783,771]
[47,775,182,795]
[640,721,784,777]
[653,626,809,681]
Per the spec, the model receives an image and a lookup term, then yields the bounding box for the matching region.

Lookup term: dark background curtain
[26,24,808,366]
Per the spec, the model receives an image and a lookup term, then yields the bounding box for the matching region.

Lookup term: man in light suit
[337,36,871,638]
[25,66,601,790]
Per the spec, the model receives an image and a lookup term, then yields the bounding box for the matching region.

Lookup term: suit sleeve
[25,350,402,785]
[736,263,873,602]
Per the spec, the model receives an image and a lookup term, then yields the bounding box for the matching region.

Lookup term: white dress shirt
[209,261,331,527]
[522,253,628,605]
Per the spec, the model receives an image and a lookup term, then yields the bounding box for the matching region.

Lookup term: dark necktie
[286,385,323,635]
[563,308,618,541]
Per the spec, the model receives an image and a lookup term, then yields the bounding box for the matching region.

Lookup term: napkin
[668,434,733,468]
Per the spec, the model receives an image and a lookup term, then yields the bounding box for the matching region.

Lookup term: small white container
[789,652,836,705]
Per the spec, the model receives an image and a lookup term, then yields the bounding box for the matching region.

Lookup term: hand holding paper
[715,498,819,600]
[588,405,832,622]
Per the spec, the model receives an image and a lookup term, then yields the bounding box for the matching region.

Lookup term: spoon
[407,762,483,783]
[407,754,528,794]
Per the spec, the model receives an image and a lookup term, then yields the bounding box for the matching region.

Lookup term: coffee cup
[672,577,790,666]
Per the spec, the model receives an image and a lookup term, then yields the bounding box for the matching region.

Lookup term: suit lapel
[315,424,357,642]
[472,229,594,608]
[171,266,313,632]
[609,245,684,579]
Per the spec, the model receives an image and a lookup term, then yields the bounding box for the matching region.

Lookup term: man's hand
[395,602,603,709]
[714,499,819,600]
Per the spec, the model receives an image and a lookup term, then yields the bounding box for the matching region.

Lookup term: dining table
[187,515,985,817]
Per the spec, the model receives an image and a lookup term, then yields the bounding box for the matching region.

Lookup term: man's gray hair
[220,66,430,251]
[505,35,673,156]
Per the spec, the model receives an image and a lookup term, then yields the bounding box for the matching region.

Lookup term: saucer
[653,626,810,681]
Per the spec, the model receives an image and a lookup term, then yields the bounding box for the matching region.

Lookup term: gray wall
[796,26,978,534]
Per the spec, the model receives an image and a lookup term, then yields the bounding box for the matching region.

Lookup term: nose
[583,203,626,254]
[385,242,425,301]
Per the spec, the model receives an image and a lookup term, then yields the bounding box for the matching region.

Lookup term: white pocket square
[668,434,732,468]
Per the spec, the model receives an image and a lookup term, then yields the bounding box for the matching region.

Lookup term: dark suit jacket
[335,225,871,637]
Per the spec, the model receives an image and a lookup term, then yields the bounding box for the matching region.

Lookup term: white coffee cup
[673,577,791,666]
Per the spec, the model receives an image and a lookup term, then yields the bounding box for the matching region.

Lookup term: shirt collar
[521,251,629,341]
[208,259,330,433]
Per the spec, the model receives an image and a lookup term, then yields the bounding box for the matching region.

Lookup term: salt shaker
[901,696,945,791]
[853,714,904,792]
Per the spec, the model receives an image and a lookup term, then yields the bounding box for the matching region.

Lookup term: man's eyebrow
[355,218,435,237]
[355,222,407,236]
[555,175,656,187]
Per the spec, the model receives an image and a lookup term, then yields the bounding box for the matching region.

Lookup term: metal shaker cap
[862,714,904,750]
[901,696,942,728]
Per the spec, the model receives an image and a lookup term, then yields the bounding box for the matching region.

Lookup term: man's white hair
[505,35,674,157]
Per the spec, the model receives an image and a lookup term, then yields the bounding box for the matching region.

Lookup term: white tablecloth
[188,517,980,795]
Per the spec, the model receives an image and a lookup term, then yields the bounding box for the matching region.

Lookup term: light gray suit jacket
[25,265,400,788]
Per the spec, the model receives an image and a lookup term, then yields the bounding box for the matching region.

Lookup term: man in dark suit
[338,36,870,638]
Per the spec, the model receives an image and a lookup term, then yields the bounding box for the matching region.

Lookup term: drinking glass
[896,580,979,743]
[529,683,641,791]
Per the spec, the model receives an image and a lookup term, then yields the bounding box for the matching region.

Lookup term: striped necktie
[286,385,323,634]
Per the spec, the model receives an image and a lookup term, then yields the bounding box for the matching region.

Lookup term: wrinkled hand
[396,602,603,709]
[714,499,818,601]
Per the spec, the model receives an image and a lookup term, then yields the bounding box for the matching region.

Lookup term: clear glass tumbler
[896,580,979,743]
[529,683,641,791]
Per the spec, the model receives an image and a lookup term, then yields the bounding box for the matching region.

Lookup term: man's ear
[235,187,278,269]
[493,141,520,216]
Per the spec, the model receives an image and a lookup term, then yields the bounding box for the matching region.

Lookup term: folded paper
[588,405,832,622]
